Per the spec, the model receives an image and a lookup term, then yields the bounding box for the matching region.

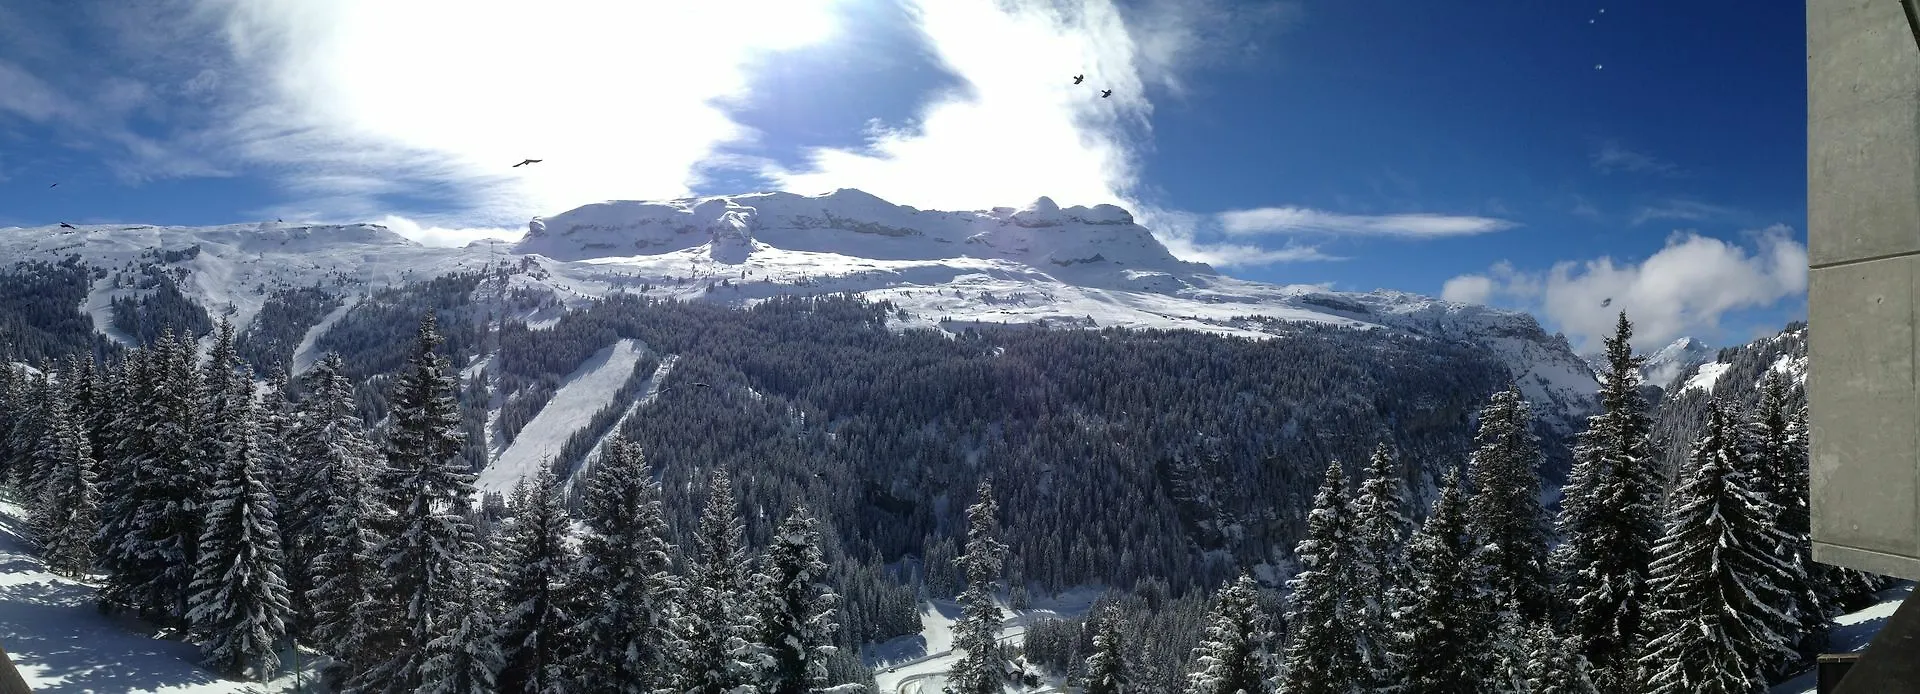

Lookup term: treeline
[0,316,871,692]
[1014,313,1889,694]
[0,257,115,365]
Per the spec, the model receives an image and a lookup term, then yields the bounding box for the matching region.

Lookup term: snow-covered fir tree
[1394,467,1493,694]
[420,560,504,694]
[1465,386,1552,621]
[684,469,768,694]
[1742,371,1825,659]
[494,469,579,694]
[0,363,20,481]
[96,345,158,616]
[364,314,487,690]
[1184,573,1273,694]
[569,436,684,693]
[1485,598,1532,694]
[14,364,54,500]
[1082,604,1131,694]
[1278,460,1363,694]
[1522,622,1598,694]
[1551,312,1661,693]
[307,400,390,691]
[186,392,293,681]
[1349,442,1411,691]
[30,367,99,577]
[287,353,382,636]
[946,480,1009,694]
[756,506,844,694]
[1636,401,1798,694]
[133,331,208,623]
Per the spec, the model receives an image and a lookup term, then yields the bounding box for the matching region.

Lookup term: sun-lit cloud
[192,0,850,227]
[1442,226,1808,352]
[374,214,521,248]
[1218,207,1517,238]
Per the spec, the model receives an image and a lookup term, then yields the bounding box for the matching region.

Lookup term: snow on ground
[868,588,1103,694]
[475,339,650,496]
[1771,581,1916,693]
[560,354,679,495]
[83,276,140,347]
[1684,361,1731,394]
[0,498,323,692]
[288,295,359,376]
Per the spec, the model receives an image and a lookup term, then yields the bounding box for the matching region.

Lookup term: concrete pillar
[1807,0,1920,582]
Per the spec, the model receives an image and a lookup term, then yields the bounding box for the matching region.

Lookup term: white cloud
[1135,205,1341,267]
[1630,198,1738,226]
[374,215,521,248]
[1591,140,1679,176]
[1443,226,1808,352]
[1440,274,1495,304]
[763,0,1149,212]
[187,0,849,225]
[1217,207,1517,238]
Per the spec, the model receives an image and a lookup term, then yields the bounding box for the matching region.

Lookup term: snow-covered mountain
[1582,336,1714,393]
[0,188,1600,433]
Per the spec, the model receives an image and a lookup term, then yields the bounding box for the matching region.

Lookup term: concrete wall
[1807,0,1920,581]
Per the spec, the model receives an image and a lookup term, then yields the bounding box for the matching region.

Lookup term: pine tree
[1184,573,1273,694]
[0,362,18,481]
[1636,401,1798,694]
[32,370,100,577]
[1348,443,1411,690]
[186,393,293,681]
[1278,460,1362,694]
[1552,312,1661,692]
[308,408,389,690]
[569,436,683,693]
[420,560,504,694]
[287,353,381,638]
[1082,604,1131,694]
[365,314,486,691]
[684,469,767,694]
[14,366,54,499]
[1742,372,1825,660]
[130,331,207,622]
[495,470,578,694]
[757,506,843,694]
[1394,467,1492,694]
[1523,623,1599,694]
[97,345,158,615]
[946,480,1009,694]
[1465,386,1552,621]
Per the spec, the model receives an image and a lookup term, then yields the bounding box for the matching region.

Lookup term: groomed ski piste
[0,498,326,692]
[474,338,652,497]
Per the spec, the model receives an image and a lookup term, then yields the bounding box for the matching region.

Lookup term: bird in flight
[1100,89,1112,98]
[1072,74,1084,84]
[1601,297,1613,307]
[59,222,76,229]
[48,183,58,188]
[512,158,543,168]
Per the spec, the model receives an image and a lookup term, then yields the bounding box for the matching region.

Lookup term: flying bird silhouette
[512,158,543,168]
[48,183,57,188]
[1601,297,1613,307]
[1072,74,1084,84]
[59,222,75,229]
[1100,89,1112,98]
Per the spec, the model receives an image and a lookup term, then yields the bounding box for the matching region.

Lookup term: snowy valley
[0,190,1883,693]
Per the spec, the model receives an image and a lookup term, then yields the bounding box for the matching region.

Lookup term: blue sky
[0,0,1809,352]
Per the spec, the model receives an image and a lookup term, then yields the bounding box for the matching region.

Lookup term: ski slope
[476,338,651,496]
[0,499,323,692]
